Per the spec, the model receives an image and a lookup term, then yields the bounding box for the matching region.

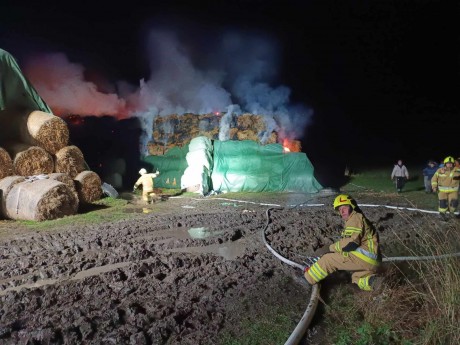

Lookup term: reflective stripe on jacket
[329,211,380,266]
[431,168,460,191]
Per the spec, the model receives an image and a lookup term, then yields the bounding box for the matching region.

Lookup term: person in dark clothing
[422,160,438,193]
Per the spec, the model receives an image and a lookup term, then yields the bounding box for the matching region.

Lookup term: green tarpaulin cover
[142,145,189,189]
[143,138,322,193]
[0,48,52,113]
[211,140,322,193]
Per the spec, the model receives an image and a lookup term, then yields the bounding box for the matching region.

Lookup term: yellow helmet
[333,194,356,210]
[139,168,147,175]
[444,156,454,164]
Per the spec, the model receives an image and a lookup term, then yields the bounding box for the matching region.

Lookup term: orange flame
[282,138,301,153]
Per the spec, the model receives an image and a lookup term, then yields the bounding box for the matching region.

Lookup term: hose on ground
[262,205,460,345]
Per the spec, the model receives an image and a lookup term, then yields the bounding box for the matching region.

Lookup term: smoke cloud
[23,53,127,118]
[22,29,313,155]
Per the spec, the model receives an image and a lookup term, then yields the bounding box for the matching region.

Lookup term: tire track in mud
[0,206,307,344]
[0,201,452,344]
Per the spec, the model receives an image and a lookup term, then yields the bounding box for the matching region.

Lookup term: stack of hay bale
[148,113,301,155]
[0,109,102,221]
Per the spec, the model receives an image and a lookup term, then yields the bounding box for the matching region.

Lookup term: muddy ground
[0,191,456,344]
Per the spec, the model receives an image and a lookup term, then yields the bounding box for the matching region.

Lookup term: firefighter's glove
[156,170,160,174]
[313,246,331,257]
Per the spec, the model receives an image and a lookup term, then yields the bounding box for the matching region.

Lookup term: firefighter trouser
[142,190,156,203]
[438,191,458,214]
[305,252,378,290]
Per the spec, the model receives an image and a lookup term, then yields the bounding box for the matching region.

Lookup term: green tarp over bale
[142,137,322,194]
[211,140,322,193]
[0,48,52,113]
[142,145,189,189]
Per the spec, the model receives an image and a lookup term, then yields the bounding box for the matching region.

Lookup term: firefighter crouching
[133,168,160,204]
[431,156,460,220]
[304,194,383,291]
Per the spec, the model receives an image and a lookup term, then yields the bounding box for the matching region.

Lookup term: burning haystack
[148,113,301,155]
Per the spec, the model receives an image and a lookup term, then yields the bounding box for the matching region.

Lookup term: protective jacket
[305,209,381,291]
[431,167,460,193]
[328,210,380,266]
[391,164,409,179]
[134,172,159,192]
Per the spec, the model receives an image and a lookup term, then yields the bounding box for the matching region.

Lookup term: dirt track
[0,192,454,344]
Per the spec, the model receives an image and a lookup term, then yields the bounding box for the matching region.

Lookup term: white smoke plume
[21,29,313,155]
[23,53,127,117]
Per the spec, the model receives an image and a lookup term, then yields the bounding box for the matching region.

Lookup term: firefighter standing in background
[431,156,460,220]
[133,168,160,204]
[304,194,383,291]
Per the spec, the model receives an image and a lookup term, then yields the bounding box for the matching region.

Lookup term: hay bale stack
[74,171,102,204]
[48,173,79,203]
[0,176,25,217]
[3,178,78,221]
[4,142,54,176]
[54,145,86,179]
[0,147,14,179]
[25,110,69,154]
[0,109,69,154]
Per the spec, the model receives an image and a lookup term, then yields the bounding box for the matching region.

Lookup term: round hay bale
[0,176,25,218]
[6,143,54,176]
[54,145,86,179]
[0,147,14,179]
[4,178,78,221]
[24,111,69,154]
[48,172,79,203]
[0,109,69,154]
[74,171,102,204]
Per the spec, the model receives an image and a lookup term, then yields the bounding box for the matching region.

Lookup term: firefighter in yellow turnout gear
[133,168,160,203]
[304,194,382,291]
[431,156,460,219]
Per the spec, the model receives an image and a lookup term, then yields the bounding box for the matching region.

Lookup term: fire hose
[261,205,460,345]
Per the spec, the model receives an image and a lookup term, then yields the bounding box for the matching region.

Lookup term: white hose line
[181,195,459,215]
[383,252,460,262]
[261,208,320,345]
[284,284,320,345]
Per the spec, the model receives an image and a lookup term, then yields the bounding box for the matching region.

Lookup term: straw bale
[0,109,69,154]
[0,176,25,217]
[54,145,86,179]
[236,129,259,142]
[3,178,78,221]
[74,171,102,204]
[25,111,69,154]
[0,147,14,179]
[237,114,267,132]
[48,173,79,203]
[5,142,54,176]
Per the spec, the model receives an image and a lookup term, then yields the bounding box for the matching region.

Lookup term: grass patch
[219,307,296,345]
[18,197,132,230]
[341,168,438,210]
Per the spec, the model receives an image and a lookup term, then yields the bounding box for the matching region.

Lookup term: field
[0,170,459,344]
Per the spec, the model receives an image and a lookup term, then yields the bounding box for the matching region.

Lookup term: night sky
[1,0,458,187]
